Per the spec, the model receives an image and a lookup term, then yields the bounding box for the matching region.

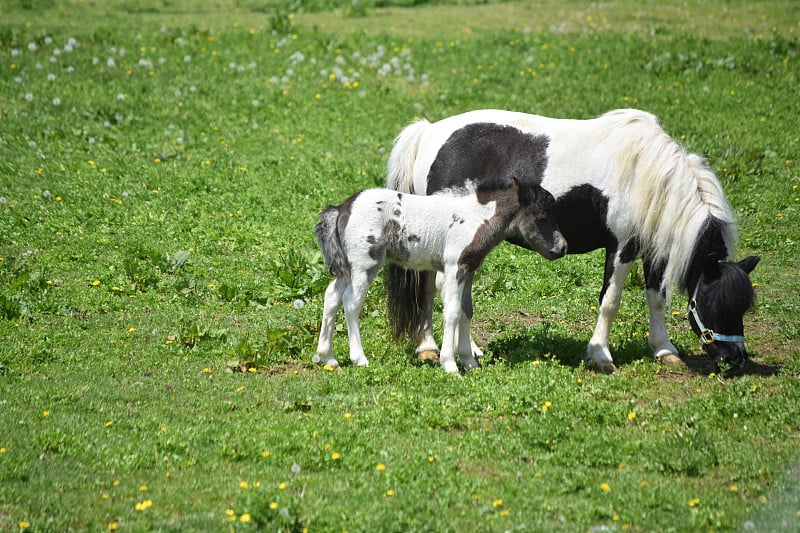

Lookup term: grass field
[1,0,799,531]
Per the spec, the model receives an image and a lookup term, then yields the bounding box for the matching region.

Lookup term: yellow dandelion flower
[225,509,235,516]
[600,483,611,492]
[92,280,101,286]
[386,489,395,497]
[627,411,636,420]
[262,450,270,458]
[376,463,386,472]
[492,499,503,508]
[278,482,287,490]
[139,485,147,492]
[343,412,352,419]
[108,522,119,531]
[729,484,738,491]
[240,481,249,489]
[428,455,435,463]
[331,452,341,461]
[19,522,30,529]
[240,514,251,523]
[105,421,113,428]
[269,501,278,510]
[43,410,50,417]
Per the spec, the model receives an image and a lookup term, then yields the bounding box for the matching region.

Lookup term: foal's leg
[586,249,633,373]
[341,267,378,367]
[415,270,441,362]
[438,269,464,374]
[643,260,681,364]
[316,277,347,368]
[437,272,484,358]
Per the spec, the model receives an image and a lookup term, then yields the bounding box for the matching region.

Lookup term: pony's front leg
[643,261,681,364]
[414,270,441,362]
[342,268,376,367]
[316,278,346,368]
[586,251,633,373]
[438,270,463,374]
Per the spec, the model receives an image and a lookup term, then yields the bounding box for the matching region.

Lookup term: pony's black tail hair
[386,264,427,341]
[315,206,350,282]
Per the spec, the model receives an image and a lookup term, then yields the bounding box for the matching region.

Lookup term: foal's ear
[737,255,760,274]
[511,176,520,192]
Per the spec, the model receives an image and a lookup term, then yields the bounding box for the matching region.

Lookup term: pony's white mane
[601,109,737,299]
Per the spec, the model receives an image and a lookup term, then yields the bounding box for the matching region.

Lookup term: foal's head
[689,255,759,373]
[505,178,567,260]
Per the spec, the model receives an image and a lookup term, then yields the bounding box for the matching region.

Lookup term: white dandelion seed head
[106,57,115,68]
[44,36,53,45]
[291,463,301,475]
[12,49,21,57]
[52,97,61,106]
[42,190,51,198]
[183,55,191,63]
[47,73,56,81]
[293,299,305,309]
[25,93,33,101]
[28,42,37,51]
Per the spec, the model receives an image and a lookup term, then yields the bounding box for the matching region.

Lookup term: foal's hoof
[660,353,686,367]
[594,361,618,374]
[417,350,440,364]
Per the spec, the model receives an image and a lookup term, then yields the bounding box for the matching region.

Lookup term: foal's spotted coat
[314,180,565,373]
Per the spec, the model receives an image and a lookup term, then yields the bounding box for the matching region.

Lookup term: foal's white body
[316,188,497,373]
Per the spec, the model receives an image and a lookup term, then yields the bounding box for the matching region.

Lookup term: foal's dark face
[689,256,760,373]
[510,180,567,261]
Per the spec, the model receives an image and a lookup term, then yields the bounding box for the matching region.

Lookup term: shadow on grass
[484,327,782,377]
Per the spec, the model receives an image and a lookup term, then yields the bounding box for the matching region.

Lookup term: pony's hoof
[660,353,686,367]
[594,361,618,374]
[417,350,440,363]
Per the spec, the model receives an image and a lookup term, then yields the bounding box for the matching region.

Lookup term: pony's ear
[703,254,723,280]
[511,176,520,192]
[737,255,760,274]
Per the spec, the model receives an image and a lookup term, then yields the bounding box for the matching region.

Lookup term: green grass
[1,0,799,531]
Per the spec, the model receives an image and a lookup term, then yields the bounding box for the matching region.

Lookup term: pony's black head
[688,255,759,373]
[507,177,567,260]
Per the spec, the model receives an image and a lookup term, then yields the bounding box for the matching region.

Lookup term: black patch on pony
[427,123,550,194]
[552,184,616,255]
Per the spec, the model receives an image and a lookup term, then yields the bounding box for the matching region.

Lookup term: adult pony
[314,179,565,373]
[386,109,759,373]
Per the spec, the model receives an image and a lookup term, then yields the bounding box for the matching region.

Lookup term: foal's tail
[315,206,350,282]
[386,118,431,341]
[386,118,429,193]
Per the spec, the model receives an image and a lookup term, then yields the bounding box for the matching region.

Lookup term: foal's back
[342,188,497,272]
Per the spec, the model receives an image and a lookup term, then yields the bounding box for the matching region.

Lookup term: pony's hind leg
[341,267,377,367]
[316,277,346,368]
[586,250,633,373]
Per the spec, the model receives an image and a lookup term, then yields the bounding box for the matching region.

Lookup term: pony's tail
[315,206,350,282]
[386,265,428,341]
[387,118,430,193]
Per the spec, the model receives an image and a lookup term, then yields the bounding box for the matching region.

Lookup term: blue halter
[688,285,745,346]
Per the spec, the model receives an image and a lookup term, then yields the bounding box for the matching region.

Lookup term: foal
[314,178,565,373]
